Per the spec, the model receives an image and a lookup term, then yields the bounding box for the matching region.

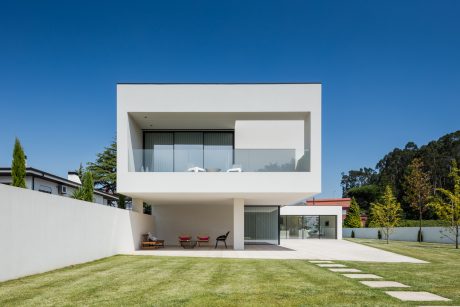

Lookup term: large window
[280,215,337,239]
[144,131,233,172]
[244,206,279,245]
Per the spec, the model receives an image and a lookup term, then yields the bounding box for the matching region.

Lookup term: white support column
[132,198,144,213]
[233,198,245,250]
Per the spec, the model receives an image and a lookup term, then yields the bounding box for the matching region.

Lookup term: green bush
[351,230,355,238]
[398,220,448,227]
[377,230,382,240]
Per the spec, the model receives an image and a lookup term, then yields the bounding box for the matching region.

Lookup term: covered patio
[127,239,425,263]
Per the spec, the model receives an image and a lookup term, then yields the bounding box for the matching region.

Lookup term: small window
[38,185,52,194]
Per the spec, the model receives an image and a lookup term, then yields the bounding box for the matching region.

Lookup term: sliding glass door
[143,131,233,172]
[244,206,279,245]
[279,215,337,239]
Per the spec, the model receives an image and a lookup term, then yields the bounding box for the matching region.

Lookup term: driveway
[127,239,426,263]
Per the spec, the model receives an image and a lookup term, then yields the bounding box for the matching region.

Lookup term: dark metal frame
[280,215,337,240]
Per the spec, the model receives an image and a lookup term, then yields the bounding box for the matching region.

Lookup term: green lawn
[0,240,459,306]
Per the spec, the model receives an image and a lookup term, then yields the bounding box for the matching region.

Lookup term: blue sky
[0,1,459,197]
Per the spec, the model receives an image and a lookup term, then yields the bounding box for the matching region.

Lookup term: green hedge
[397,220,449,227]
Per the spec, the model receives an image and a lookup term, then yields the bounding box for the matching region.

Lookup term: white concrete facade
[116,84,326,249]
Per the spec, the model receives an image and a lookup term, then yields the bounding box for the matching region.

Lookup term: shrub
[378,230,382,240]
[351,230,355,238]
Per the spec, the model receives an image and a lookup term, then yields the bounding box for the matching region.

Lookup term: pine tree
[11,138,26,188]
[86,140,117,193]
[344,198,362,228]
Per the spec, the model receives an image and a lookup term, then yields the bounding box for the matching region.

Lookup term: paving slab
[329,268,362,273]
[385,291,450,302]
[360,281,410,288]
[316,264,347,268]
[342,274,382,279]
[309,260,334,263]
[128,239,426,263]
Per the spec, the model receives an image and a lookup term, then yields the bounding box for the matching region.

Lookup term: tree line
[341,130,460,247]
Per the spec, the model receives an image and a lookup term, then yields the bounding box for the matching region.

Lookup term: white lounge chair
[226,164,242,172]
[187,166,206,172]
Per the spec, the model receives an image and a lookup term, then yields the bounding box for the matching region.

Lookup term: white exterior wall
[235,120,305,160]
[280,206,342,239]
[343,227,455,244]
[117,84,322,205]
[151,204,233,246]
[0,184,154,282]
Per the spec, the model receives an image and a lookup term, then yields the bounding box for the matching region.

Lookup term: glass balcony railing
[128,148,310,172]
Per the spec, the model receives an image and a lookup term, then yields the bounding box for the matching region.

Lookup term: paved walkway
[311,260,451,303]
[127,239,425,263]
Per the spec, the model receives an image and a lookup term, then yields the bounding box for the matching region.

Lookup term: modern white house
[117,83,340,250]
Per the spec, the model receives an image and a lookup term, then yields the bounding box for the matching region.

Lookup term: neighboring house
[306,198,352,220]
[0,167,118,206]
[117,83,340,250]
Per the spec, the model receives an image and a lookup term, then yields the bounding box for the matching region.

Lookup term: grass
[0,240,458,306]
[343,239,460,305]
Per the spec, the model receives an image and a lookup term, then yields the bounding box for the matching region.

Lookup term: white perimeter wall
[343,227,455,244]
[151,204,234,246]
[0,184,155,282]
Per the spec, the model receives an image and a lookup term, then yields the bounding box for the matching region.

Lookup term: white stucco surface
[0,184,155,282]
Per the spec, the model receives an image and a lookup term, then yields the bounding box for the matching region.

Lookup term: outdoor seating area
[140,233,165,250]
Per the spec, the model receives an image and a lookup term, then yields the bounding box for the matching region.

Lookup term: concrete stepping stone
[316,264,346,268]
[360,281,410,288]
[329,268,362,273]
[385,291,450,302]
[309,260,334,263]
[342,274,382,279]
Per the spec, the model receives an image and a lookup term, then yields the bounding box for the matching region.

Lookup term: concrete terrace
[127,239,426,263]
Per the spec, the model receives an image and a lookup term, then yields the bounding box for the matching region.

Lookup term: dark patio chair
[215,231,230,249]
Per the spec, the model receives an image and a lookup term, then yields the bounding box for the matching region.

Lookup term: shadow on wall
[129,210,156,251]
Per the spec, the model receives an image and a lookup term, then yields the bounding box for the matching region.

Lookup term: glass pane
[203,132,233,171]
[286,215,302,239]
[244,206,278,244]
[235,149,296,172]
[144,132,173,172]
[174,132,203,172]
[320,216,337,239]
[303,216,319,239]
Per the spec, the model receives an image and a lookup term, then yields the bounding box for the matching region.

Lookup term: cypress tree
[82,171,94,202]
[11,138,26,188]
[344,198,362,228]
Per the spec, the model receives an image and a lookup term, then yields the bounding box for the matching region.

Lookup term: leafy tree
[11,138,26,188]
[86,140,117,194]
[404,158,432,242]
[341,167,378,196]
[429,160,460,249]
[369,185,402,244]
[74,163,85,182]
[345,184,380,213]
[343,198,362,228]
[72,171,94,202]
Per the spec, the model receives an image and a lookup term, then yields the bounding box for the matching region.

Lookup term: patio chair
[187,166,206,172]
[226,164,242,172]
[215,231,230,249]
[140,234,164,250]
[196,235,210,247]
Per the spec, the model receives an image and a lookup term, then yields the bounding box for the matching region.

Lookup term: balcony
[129,148,310,172]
